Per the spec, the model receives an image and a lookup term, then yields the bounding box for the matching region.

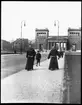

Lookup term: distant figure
[36,50,41,66]
[48,44,60,70]
[25,44,36,71]
[14,50,16,54]
[59,48,64,58]
[72,44,76,51]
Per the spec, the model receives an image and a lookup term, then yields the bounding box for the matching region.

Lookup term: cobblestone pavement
[1,57,64,103]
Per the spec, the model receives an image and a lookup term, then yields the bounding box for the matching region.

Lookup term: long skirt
[49,57,59,70]
[25,57,34,70]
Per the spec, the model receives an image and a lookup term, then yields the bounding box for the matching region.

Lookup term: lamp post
[54,20,59,41]
[20,20,26,54]
[54,20,59,49]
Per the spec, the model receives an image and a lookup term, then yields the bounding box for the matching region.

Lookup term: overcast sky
[1,1,81,42]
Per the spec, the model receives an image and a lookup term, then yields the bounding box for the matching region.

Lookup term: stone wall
[68,28,81,50]
[63,51,81,103]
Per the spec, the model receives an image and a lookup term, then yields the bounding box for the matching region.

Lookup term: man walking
[48,44,60,70]
[25,44,36,71]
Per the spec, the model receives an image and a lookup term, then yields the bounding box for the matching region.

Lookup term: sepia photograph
[1,1,81,103]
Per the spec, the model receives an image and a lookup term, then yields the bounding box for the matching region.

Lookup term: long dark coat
[25,47,36,70]
[48,48,60,70]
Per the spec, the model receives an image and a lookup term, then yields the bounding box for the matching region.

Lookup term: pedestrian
[25,44,36,71]
[14,50,16,54]
[59,48,64,58]
[48,44,60,70]
[36,50,41,66]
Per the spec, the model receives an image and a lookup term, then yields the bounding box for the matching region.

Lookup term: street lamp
[54,20,59,41]
[54,20,59,49]
[20,20,26,54]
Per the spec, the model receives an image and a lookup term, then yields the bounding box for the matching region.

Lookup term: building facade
[1,40,13,51]
[47,36,68,50]
[12,38,28,52]
[35,28,49,51]
[68,28,81,50]
[35,28,68,51]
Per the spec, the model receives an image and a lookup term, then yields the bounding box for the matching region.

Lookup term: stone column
[62,42,64,50]
[50,42,52,49]
[59,42,61,51]
[48,42,49,50]
[48,42,50,50]
[54,42,55,46]
[57,42,59,50]
[65,43,67,50]
[49,42,51,50]
[52,42,53,48]
[47,42,49,50]
[61,42,62,50]
[54,42,56,47]
[64,43,66,50]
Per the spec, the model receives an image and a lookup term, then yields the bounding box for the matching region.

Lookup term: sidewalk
[1,57,64,103]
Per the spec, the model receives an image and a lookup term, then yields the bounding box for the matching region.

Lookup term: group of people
[25,44,64,71]
[25,44,41,70]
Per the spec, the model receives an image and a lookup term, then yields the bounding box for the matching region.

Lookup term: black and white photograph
[1,1,81,103]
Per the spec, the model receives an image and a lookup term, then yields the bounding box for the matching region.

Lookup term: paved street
[1,54,26,79]
[1,52,48,79]
[1,56,64,103]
